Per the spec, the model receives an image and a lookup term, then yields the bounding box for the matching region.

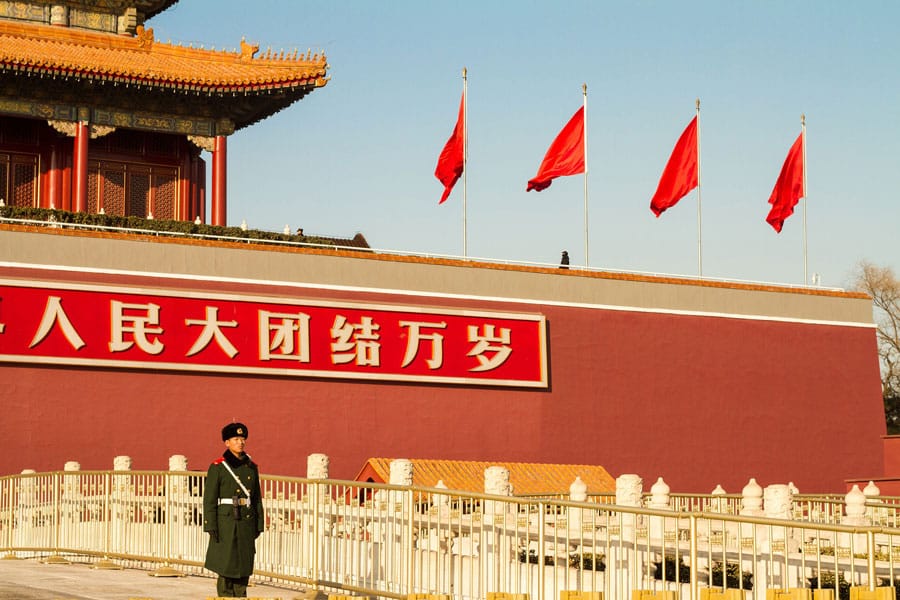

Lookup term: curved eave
[0,61,328,94]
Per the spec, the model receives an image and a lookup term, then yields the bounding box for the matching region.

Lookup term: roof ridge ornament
[136,25,154,49]
[240,37,259,60]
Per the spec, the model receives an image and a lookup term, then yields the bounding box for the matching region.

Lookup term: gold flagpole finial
[696,98,700,111]
[801,113,806,126]
[462,66,467,79]
[582,82,587,95]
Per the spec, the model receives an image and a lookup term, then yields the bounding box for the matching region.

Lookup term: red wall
[1,270,885,494]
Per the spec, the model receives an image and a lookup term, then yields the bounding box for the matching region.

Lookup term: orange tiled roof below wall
[358,458,617,496]
[0,20,328,93]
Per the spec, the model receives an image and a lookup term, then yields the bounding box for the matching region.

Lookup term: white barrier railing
[1,471,899,600]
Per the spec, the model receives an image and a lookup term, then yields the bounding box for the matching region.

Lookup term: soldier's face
[225,436,246,456]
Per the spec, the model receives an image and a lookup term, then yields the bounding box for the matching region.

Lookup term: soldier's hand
[209,530,219,543]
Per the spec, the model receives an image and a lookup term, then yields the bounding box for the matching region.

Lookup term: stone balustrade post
[14,470,36,550]
[568,476,588,531]
[648,477,670,540]
[306,453,329,480]
[168,455,188,471]
[59,461,81,550]
[739,478,763,516]
[615,473,643,537]
[762,484,797,551]
[840,485,869,550]
[649,477,670,510]
[167,455,189,532]
[484,465,511,519]
[863,481,882,523]
[763,484,793,520]
[111,456,132,550]
[739,478,763,543]
[710,484,728,512]
[843,485,867,526]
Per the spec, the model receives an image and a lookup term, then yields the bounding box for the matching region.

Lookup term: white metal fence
[2,471,899,600]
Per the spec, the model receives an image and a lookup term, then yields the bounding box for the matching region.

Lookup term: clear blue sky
[150,1,899,289]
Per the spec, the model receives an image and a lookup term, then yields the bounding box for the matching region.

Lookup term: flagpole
[801,113,807,284]
[583,83,589,268]
[695,98,702,278]
[462,67,468,257]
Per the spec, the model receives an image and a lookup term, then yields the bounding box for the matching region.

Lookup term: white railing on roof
[0,216,844,292]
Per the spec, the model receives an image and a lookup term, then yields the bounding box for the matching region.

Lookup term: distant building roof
[355,458,616,496]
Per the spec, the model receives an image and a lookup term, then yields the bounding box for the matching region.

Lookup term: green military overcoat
[203,451,264,578]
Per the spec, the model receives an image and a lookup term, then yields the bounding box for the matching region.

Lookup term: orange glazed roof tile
[357,458,616,496]
[0,20,328,92]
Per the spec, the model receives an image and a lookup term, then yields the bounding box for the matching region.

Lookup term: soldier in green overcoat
[203,422,265,597]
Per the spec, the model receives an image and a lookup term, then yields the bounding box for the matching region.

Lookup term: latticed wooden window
[0,154,7,204]
[153,170,176,220]
[101,167,125,216]
[127,171,150,217]
[87,169,99,213]
[11,156,37,207]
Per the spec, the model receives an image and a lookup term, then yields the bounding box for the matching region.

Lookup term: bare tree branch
[850,261,900,433]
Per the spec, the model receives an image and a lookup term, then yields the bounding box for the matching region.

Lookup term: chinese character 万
[399,320,447,369]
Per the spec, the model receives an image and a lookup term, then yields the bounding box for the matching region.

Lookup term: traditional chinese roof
[356,458,616,496]
[0,18,328,131]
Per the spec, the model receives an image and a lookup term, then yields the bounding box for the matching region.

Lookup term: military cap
[221,422,249,441]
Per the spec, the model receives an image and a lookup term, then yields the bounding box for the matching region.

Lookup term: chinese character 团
[29,296,86,350]
[330,314,381,366]
[467,324,512,372]
[184,306,239,358]
[398,320,447,369]
[259,310,310,362]
[109,300,164,354]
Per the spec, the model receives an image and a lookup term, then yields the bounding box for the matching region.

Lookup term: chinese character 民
[109,300,164,354]
[330,314,381,366]
[399,320,447,369]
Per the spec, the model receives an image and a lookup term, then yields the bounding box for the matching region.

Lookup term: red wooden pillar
[198,156,207,224]
[211,135,226,226]
[47,143,62,209]
[180,149,191,221]
[72,121,89,213]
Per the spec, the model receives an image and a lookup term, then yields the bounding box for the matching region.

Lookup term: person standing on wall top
[203,422,264,597]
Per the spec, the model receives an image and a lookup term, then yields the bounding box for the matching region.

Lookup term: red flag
[765,133,804,233]
[526,106,585,192]
[435,93,465,204]
[650,116,699,216]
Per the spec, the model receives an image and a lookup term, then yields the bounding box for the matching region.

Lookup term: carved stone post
[739,478,763,544]
[763,484,796,551]
[306,453,329,480]
[59,461,81,553]
[111,456,132,552]
[568,476,588,531]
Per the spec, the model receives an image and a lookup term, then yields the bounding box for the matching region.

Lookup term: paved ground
[0,557,312,600]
